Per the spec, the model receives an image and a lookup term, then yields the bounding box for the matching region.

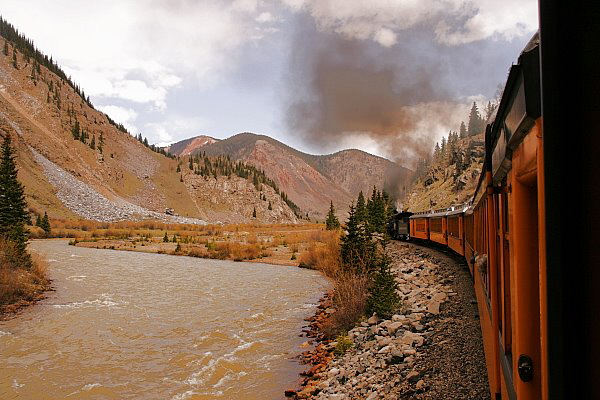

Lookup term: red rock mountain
[167,133,413,219]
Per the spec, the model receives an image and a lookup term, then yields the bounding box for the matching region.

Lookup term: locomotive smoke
[285,18,475,168]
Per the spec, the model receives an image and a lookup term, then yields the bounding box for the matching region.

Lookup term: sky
[0,0,538,165]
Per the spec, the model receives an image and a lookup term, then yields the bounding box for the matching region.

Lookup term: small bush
[334,334,353,357]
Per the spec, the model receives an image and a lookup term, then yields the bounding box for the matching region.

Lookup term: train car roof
[408,204,468,219]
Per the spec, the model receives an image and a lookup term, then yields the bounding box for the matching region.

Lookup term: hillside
[404,133,485,211]
[168,133,413,219]
[0,20,298,224]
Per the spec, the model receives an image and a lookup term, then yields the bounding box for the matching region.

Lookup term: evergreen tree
[367,252,400,319]
[484,101,496,122]
[355,191,367,224]
[90,135,96,150]
[12,47,17,68]
[35,214,41,227]
[2,40,7,56]
[325,200,340,230]
[0,132,31,265]
[252,207,257,218]
[459,121,467,138]
[467,101,484,136]
[268,201,272,210]
[98,132,104,154]
[340,201,376,274]
[176,164,181,173]
[172,234,177,243]
[71,121,80,140]
[163,232,169,242]
[40,211,51,236]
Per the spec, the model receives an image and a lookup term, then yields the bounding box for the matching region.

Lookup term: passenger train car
[404,34,547,399]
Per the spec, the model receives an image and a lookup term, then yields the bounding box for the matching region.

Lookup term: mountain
[164,135,218,157]
[168,133,413,218]
[0,20,298,224]
[404,133,485,211]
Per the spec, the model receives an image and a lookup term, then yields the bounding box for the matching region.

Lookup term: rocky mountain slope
[0,22,298,224]
[404,133,485,212]
[168,133,413,219]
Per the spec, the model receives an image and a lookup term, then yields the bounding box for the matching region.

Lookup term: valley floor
[293,241,490,399]
[68,223,331,267]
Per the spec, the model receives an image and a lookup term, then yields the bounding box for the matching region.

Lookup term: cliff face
[169,133,414,219]
[0,34,298,224]
[404,134,485,212]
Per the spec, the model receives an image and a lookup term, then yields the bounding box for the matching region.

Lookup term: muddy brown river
[0,240,328,399]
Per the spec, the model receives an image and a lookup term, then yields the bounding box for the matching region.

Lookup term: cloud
[282,0,538,46]
[96,105,139,134]
[144,116,207,147]
[256,12,275,23]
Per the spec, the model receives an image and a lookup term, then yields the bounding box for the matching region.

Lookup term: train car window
[416,219,427,232]
[430,218,443,233]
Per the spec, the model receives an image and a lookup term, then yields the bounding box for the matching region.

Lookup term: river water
[0,240,327,399]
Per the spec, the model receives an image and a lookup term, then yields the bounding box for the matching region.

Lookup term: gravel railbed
[303,241,490,399]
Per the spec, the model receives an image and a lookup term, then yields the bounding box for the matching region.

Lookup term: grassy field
[41,219,337,266]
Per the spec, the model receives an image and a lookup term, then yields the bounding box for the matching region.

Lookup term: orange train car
[406,33,548,399]
[409,212,429,240]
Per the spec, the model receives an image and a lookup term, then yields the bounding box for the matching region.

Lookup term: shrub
[0,240,49,306]
[334,334,353,357]
[322,271,370,337]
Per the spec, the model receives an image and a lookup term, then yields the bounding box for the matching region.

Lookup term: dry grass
[322,271,370,338]
[0,240,49,307]
[299,231,371,337]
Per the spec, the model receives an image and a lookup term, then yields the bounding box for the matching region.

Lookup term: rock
[367,314,379,325]
[366,391,379,400]
[416,379,426,389]
[406,371,420,383]
[386,321,403,334]
[378,345,392,354]
[284,389,297,397]
[328,368,340,378]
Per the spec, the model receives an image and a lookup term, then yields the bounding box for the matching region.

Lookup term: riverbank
[0,243,53,321]
[290,241,490,399]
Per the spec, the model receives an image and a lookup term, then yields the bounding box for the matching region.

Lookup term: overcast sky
[0,0,538,162]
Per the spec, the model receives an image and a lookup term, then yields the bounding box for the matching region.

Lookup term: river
[0,240,328,399]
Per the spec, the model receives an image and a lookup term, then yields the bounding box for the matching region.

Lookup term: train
[390,33,547,399]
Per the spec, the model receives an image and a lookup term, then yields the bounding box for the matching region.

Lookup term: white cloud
[144,116,207,147]
[283,0,538,46]
[256,12,274,23]
[96,105,139,134]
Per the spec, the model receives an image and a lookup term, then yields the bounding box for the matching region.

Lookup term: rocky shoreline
[289,241,490,399]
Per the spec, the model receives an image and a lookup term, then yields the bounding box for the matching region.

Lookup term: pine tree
[12,48,17,68]
[467,101,484,136]
[172,234,177,243]
[0,132,31,265]
[459,121,467,138]
[325,200,340,230]
[40,211,51,236]
[2,40,7,56]
[252,207,257,218]
[71,121,80,140]
[176,164,181,173]
[268,201,272,210]
[90,135,96,150]
[35,214,41,227]
[484,101,496,122]
[367,252,400,319]
[163,232,169,242]
[340,201,376,274]
[98,132,104,154]
[355,191,367,224]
